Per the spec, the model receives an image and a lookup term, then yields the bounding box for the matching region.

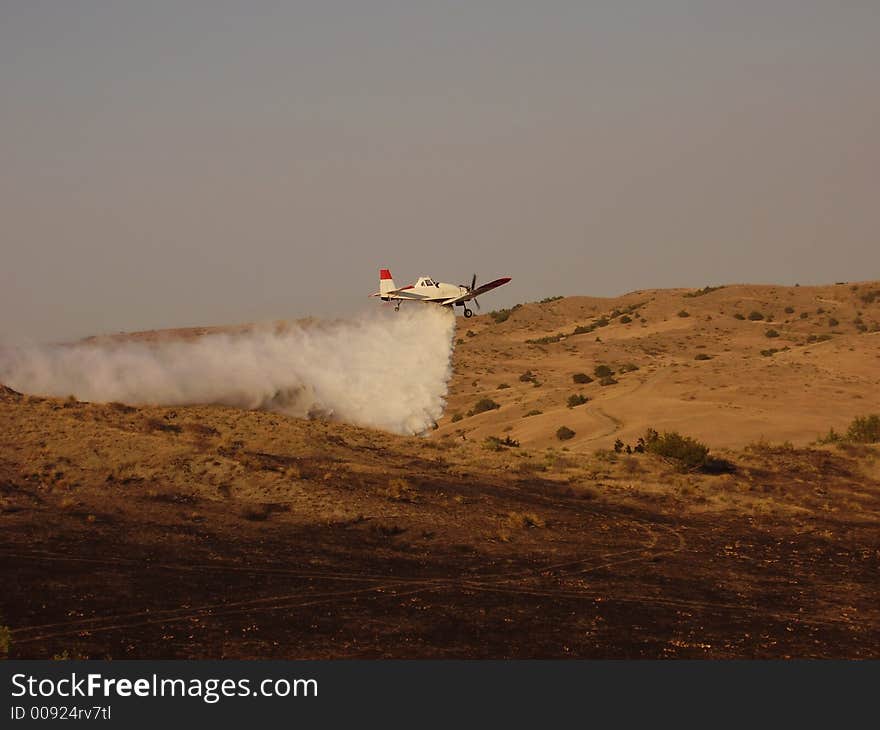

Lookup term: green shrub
[470,398,501,415]
[519,370,537,383]
[619,315,632,324]
[623,301,645,314]
[733,313,745,320]
[694,353,712,360]
[677,310,690,318]
[618,363,640,373]
[594,317,609,328]
[828,317,839,327]
[594,364,614,378]
[497,383,511,390]
[572,324,594,335]
[765,329,780,338]
[567,394,589,408]
[523,409,543,417]
[846,414,880,443]
[784,306,795,314]
[556,426,576,441]
[859,290,879,305]
[540,295,563,304]
[599,376,618,386]
[572,372,593,384]
[450,412,463,423]
[748,311,765,321]
[484,435,520,451]
[526,334,565,345]
[684,285,724,298]
[490,308,513,323]
[643,429,709,471]
[817,427,843,444]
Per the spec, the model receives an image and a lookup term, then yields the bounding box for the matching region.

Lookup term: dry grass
[144,417,182,434]
[502,511,546,529]
[2,280,880,659]
[379,477,417,503]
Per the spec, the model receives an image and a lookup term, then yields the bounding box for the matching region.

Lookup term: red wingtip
[380,269,392,280]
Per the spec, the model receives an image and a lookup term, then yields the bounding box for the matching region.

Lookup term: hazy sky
[2,1,878,341]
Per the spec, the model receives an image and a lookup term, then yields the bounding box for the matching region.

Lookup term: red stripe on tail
[380,269,392,280]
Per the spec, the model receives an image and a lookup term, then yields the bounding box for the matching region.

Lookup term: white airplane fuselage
[379,276,466,303]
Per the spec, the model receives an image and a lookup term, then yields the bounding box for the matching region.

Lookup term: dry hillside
[440,281,880,449]
[1,281,879,659]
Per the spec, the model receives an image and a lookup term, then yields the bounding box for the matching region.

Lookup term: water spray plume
[0,307,456,435]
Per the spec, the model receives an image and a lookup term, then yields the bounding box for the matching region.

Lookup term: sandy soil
[439,281,880,449]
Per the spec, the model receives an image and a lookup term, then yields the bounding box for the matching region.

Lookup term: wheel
[394,303,400,311]
[464,307,473,318]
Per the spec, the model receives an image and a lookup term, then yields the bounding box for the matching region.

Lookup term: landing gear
[394,303,401,312]
[463,307,473,318]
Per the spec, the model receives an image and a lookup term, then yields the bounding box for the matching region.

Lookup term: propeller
[459,273,481,309]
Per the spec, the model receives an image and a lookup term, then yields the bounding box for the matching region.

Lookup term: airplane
[371,269,512,318]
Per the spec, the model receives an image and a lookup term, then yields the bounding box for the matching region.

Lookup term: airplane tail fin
[379,269,396,298]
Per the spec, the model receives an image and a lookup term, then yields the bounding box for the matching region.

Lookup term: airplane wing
[441,277,511,306]
[388,289,426,300]
[369,287,426,300]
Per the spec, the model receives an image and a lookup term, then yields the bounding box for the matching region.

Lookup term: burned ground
[1,392,878,658]
[2,281,879,658]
